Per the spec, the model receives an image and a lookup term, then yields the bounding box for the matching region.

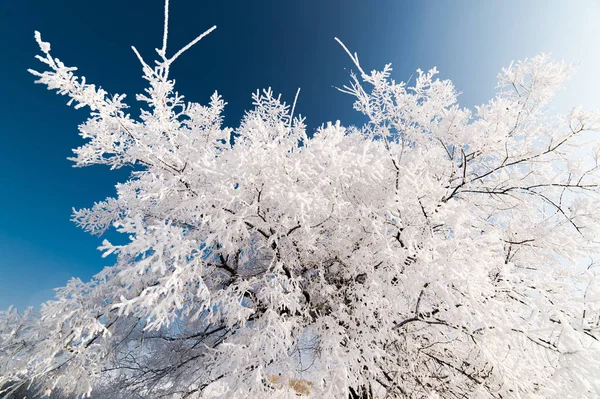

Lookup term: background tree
[2,2,600,398]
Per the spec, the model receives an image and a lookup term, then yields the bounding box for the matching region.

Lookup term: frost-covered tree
[2,2,600,398]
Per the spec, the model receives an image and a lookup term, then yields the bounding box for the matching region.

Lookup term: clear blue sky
[1,0,599,310]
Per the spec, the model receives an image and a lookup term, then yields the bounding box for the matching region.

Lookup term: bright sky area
[1,0,599,310]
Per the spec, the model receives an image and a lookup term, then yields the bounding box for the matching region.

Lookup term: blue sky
[1,0,599,310]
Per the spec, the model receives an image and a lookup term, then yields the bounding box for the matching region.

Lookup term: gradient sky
[1,0,599,311]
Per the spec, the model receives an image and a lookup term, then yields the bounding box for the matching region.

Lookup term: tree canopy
[2,2,600,398]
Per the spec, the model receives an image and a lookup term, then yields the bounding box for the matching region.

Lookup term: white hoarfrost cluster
[2,2,600,398]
